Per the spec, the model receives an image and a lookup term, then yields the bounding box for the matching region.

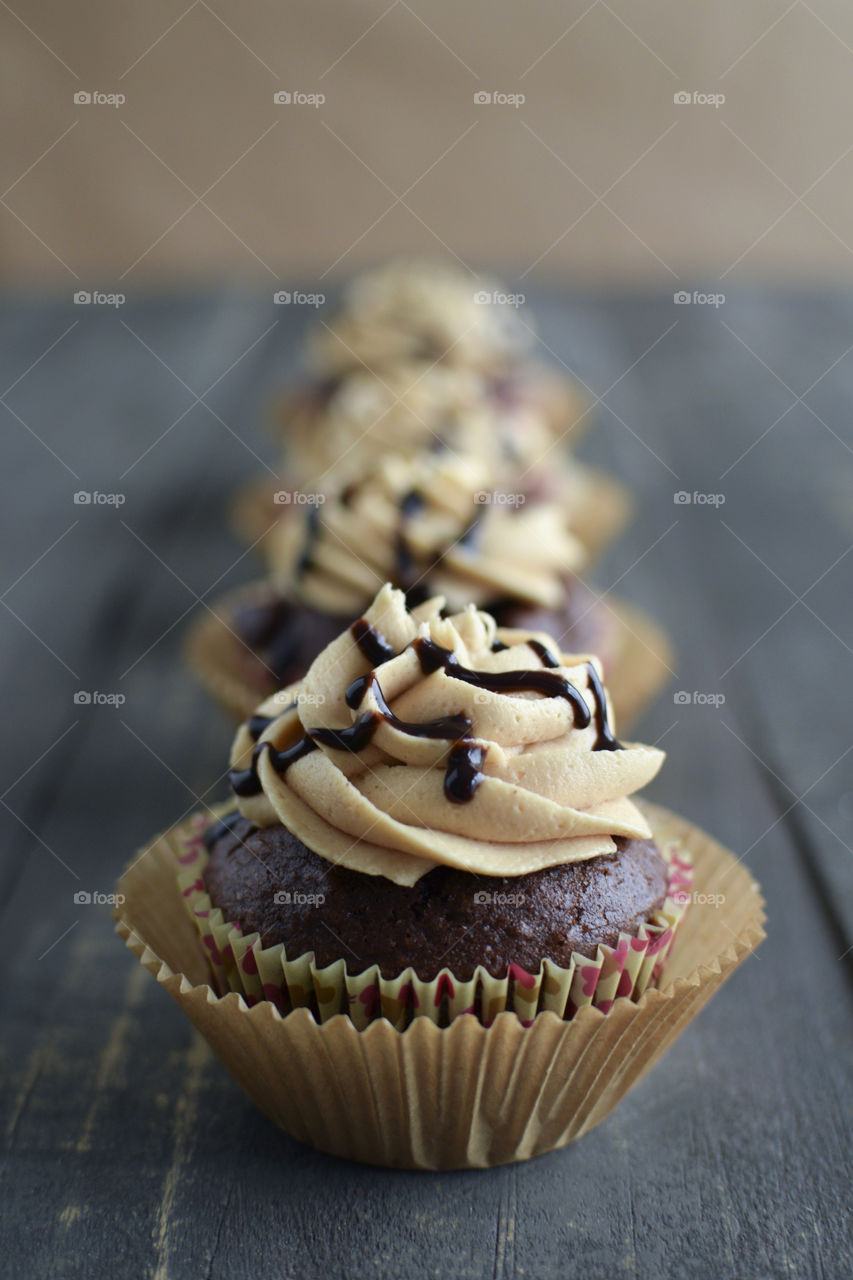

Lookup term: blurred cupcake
[120,586,764,1168]
[195,450,640,717]
[300,258,583,439]
[187,584,688,1021]
[278,361,563,490]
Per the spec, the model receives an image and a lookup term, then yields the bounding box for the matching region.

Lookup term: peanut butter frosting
[283,362,558,486]
[308,260,531,376]
[265,451,586,616]
[229,585,664,886]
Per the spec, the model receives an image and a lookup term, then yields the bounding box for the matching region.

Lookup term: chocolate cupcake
[182,584,689,1028]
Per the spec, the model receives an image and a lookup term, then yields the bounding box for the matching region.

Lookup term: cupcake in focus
[121,587,764,1169]
[184,584,690,1026]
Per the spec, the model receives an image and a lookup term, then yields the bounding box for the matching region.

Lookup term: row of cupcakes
[190,260,672,727]
[117,261,765,1170]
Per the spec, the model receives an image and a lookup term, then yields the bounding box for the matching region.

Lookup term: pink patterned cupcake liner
[177,809,693,1031]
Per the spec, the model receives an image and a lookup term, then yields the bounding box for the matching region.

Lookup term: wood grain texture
[0,289,851,1279]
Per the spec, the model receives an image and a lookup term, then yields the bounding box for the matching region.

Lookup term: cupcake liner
[185,581,673,731]
[115,801,764,1168]
[176,810,691,1030]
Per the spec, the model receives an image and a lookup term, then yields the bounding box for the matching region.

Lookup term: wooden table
[1,289,850,1279]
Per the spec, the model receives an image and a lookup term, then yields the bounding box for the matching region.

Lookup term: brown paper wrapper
[115,801,764,1169]
[185,580,673,731]
[176,815,691,1030]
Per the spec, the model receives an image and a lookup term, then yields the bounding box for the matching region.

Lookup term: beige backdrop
[3,0,853,288]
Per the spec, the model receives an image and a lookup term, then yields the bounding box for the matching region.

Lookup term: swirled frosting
[265,450,586,616]
[229,585,663,886]
[283,362,559,486]
[308,260,531,376]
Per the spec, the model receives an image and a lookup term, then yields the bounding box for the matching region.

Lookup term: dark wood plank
[0,289,850,1280]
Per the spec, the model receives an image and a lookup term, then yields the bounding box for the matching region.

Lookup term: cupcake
[278,361,564,491]
[300,258,583,441]
[185,583,687,1021]
[191,450,667,724]
[118,585,764,1168]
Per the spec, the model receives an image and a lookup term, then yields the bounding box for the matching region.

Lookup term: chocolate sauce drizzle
[585,661,622,752]
[229,630,621,805]
[413,637,591,726]
[313,672,477,802]
[526,639,560,668]
[349,618,396,666]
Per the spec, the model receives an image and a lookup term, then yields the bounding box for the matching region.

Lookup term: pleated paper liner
[185,581,673,730]
[176,817,692,1031]
[228,463,631,566]
[115,802,765,1169]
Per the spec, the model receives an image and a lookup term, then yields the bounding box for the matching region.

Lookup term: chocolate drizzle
[229,735,318,797]
[229,629,622,807]
[412,637,591,727]
[445,743,486,804]
[350,618,396,666]
[585,661,622,752]
[526,639,560,669]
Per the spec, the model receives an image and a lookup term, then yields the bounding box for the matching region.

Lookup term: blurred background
[4,0,853,287]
